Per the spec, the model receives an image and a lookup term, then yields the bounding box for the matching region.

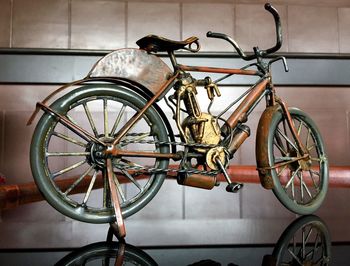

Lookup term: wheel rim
[32,86,169,222]
[270,111,327,211]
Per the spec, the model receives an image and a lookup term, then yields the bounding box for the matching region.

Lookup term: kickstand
[106,158,126,239]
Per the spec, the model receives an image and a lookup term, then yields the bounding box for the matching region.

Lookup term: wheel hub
[86,136,116,169]
[288,150,311,172]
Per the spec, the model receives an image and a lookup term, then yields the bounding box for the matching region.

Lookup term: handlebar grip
[207,31,225,39]
[264,3,273,12]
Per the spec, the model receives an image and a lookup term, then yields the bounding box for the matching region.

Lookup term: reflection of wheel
[272,215,331,266]
[55,241,157,266]
[31,85,170,223]
[267,108,328,214]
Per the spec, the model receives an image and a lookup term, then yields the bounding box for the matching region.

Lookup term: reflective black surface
[1,215,349,266]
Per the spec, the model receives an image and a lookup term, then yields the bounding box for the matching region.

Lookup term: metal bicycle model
[28,3,328,238]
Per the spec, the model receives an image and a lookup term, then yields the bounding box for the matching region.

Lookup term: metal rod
[107,158,126,238]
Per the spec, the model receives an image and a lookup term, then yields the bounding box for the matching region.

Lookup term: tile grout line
[337,7,341,53]
[68,0,72,49]
[179,2,183,40]
[9,0,13,48]
[125,2,128,47]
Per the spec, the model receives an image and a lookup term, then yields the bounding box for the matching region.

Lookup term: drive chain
[116,133,221,176]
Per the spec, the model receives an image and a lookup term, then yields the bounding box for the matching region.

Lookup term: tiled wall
[1,0,350,53]
[0,0,350,247]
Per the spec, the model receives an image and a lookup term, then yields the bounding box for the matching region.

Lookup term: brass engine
[173,73,221,152]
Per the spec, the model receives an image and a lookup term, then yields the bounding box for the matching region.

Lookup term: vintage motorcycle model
[28,3,328,237]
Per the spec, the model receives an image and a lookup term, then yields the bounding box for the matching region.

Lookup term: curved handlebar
[207,3,282,60]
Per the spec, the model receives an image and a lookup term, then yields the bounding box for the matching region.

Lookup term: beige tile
[128,180,184,220]
[184,183,241,219]
[316,187,350,218]
[237,0,350,7]
[2,201,66,222]
[71,1,126,50]
[288,5,339,53]
[0,85,57,111]
[3,111,35,184]
[0,0,11,47]
[12,0,68,48]
[241,183,296,218]
[338,8,350,53]
[183,3,234,52]
[235,4,288,52]
[127,2,180,48]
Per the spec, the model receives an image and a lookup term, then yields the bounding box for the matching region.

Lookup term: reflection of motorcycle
[55,216,331,266]
[263,215,331,266]
[55,228,157,266]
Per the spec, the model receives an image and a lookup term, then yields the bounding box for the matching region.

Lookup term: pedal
[215,157,243,193]
[226,182,243,193]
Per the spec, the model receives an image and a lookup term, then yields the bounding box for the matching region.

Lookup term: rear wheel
[30,85,170,223]
[267,108,328,214]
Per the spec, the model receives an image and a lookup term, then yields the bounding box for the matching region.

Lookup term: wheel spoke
[82,170,98,205]
[277,128,298,151]
[308,143,316,152]
[285,167,300,189]
[287,248,303,265]
[277,164,288,177]
[306,127,311,149]
[52,159,87,179]
[297,120,303,136]
[83,102,99,137]
[309,170,320,190]
[299,171,304,202]
[274,139,288,156]
[103,99,108,137]
[121,169,143,191]
[110,104,126,136]
[113,172,127,203]
[52,131,87,148]
[64,165,94,195]
[46,151,90,157]
[302,178,313,199]
[121,132,151,146]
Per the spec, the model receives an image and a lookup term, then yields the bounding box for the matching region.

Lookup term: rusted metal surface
[255,104,280,189]
[178,64,260,76]
[226,78,269,129]
[0,165,349,210]
[88,48,172,95]
[177,172,217,190]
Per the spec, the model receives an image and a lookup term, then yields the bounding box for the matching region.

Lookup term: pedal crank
[215,157,243,193]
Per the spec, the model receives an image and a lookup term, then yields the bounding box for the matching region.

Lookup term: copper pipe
[0,165,349,211]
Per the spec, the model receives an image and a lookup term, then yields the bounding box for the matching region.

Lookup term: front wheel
[267,108,328,214]
[30,85,170,223]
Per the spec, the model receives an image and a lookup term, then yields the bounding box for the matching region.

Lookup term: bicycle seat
[136,35,199,53]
